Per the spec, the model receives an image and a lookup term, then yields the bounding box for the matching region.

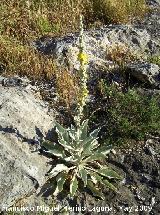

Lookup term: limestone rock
[127,62,160,87]
[0,79,55,210]
[34,26,159,66]
[33,26,160,87]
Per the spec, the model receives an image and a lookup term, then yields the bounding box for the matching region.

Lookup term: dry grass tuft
[55,69,79,109]
[0,0,91,80]
[106,43,140,67]
[0,0,91,42]
[0,36,56,80]
[92,0,147,24]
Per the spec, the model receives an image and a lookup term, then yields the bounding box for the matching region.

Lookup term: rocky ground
[85,139,160,215]
[0,76,159,215]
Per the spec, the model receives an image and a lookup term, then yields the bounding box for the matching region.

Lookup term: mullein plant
[41,15,122,199]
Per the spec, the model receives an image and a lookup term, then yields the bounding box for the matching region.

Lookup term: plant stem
[75,15,89,128]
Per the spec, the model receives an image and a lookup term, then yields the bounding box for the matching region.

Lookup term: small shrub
[97,82,160,143]
[148,55,160,66]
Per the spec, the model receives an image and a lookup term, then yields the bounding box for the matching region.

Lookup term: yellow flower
[82,88,88,97]
[78,52,88,65]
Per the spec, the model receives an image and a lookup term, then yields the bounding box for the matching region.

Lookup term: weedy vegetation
[0,0,89,79]
[95,80,160,145]
[41,16,122,199]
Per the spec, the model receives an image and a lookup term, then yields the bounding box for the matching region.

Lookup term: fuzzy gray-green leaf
[48,148,66,158]
[70,174,78,197]
[41,141,66,158]
[97,167,122,179]
[89,171,118,192]
[54,172,67,196]
[97,145,113,155]
[58,139,75,151]
[90,128,100,138]
[49,164,69,178]
[88,171,103,183]
[64,155,78,163]
[82,136,97,153]
[87,179,104,200]
[41,140,56,151]
[55,122,69,142]
[80,120,89,140]
[84,152,106,162]
[79,168,88,186]
[55,122,66,134]
[101,179,118,192]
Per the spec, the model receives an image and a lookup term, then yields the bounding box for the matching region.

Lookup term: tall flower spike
[75,15,89,128]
